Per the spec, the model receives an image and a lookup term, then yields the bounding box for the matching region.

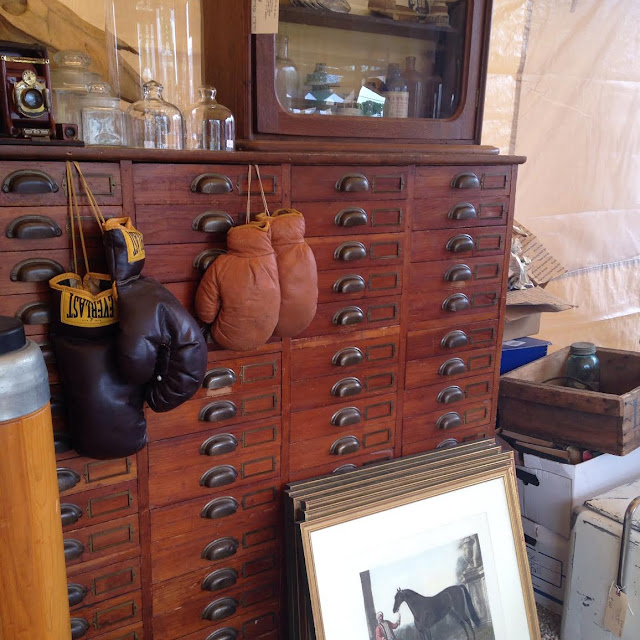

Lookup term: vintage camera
[0,41,55,139]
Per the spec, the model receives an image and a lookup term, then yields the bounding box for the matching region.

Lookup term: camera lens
[22,88,44,110]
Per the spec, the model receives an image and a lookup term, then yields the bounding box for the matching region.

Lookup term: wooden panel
[2,291,51,337]
[291,166,409,201]
[132,164,283,204]
[316,265,403,304]
[287,449,395,482]
[409,256,503,293]
[290,328,400,381]
[58,455,137,498]
[0,161,122,206]
[406,320,499,359]
[308,234,404,270]
[414,165,512,199]
[143,243,225,283]
[410,226,508,262]
[146,388,281,441]
[89,622,145,640]
[402,426,493,456]
[69,591,142,638]
[412,195,509,230]
[295,200,406,236]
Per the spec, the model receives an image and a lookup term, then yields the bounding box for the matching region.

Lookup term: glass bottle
[405,56,425,119]
[275,35,299,112]
[127,80,184,149]
[186,86,235,151]
[566,342,600,391]
[80,82,127,146]
[383,63,409,118]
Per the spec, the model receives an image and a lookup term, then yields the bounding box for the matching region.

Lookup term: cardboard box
[515,447,640,538]
[504,287,572,340]
[522,516,569,615]
[503,309,541,341]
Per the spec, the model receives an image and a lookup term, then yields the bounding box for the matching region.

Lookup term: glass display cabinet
[202,0,493,144]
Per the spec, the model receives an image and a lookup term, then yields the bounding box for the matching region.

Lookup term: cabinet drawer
[64,515,140,570]
[402,426,492,457]
[406,320,499,359]
[151,525,280,584]
[291,166,409,201]
[409,256,503,293]
[287,449,394,483]
[291,363,398,412]
[144,242,226,283]
[150,485,280,543]
[86,622,145,640]
[412,196,510,230]
[3,291,51,337]
[410,226,508,262]
[148,421,281,508]
[317,265,403,304]
[69,591,142,639]
[152,570,279,640]
[0,248,71,294]
[309,234,404,270]
[403,400,493,444]
[61,481,137,532]
[67,557,141,611]
[147,388,281,441]
[403,374,494,417]
[133,164,282,204]
[405,347,496,389]
[289,424,395,472]
[290,329,399,381]
[0,206,122,252]
[414,165,512,199]
[58,455,137,497]
[408,283,501,324]
[297,296,401,339]
[0,162,122,206]
[296,200,406,236]
[290,393,397,443]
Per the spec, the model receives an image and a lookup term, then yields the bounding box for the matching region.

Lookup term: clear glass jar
[383,63,409,118]
[566,342,600,391]
[186,86,235,151]
[80,83,127,147]
[275,35,300,111]
[127,80,184,149]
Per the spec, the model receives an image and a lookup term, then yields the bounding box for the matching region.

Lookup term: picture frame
[300,465,539,640]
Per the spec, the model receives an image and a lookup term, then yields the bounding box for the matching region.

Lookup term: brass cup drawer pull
[193,248,227,272]
[450,172,480,190]
[332,306,365,326]
[203,367,237,390]
[333,464,358,474]
[200,465,239,489]
[57,468,81,492]
[333,274,366,294]
[436,412,463,430]
[202,597,239,622]
[64,539,84,562]
[199,401,237,423]
[200,433,238,457]
[331,406,362,427]
[2,169,59,194]
[191,173,233,194]
[437,386,464,404]
[443,264,472,282]
[201,537,239,562]
[442,293,471,313]
[70,617,90,639]
[330,435,361,456]
[201,568,238,592]
[192,211,235,233]
[67,583,89,607]
[441,330,469,349]
[60,503,83,527]
[335,207,368,227]
[334,241,367,262]
[446,234,475,253]
[332,346,364,367]
[201,497,239,520]
[10,258,64,282]
[335,173,370,192]
[448,202,478,220]
[6,214,62,239]
[206,629,239,640]
[439,358,467,376]
[54,433,73,455]
[15,301,51,325]
[331,377,363,398]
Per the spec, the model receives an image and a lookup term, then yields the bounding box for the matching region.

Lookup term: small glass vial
[186,86,235,151]
[81,82,127,146]
[383,63,409,118]
[127,80,184,150]
[275,35,299,111]
[566,342,600,391]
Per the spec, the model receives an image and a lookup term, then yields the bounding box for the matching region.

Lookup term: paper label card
[251,0,279,34]
[603,584,628,638]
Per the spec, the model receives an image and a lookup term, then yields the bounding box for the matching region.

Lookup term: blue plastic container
[500,337,551,375]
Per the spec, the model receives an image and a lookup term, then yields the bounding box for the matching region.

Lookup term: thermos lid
[570,341,596,356]
[0,316,26,356]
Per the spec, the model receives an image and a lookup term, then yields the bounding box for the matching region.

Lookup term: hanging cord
[245,164,271,224]
[253,164,270,217]
[72,161,106,228]
[246,164,252,224]
[66,161,90,277]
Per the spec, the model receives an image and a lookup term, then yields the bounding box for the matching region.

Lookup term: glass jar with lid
[566,342,600,391]
[185,86,235,151]
[80,82,127,146]
[127,80,184,149]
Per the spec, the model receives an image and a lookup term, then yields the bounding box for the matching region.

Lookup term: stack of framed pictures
[285,440,541,640]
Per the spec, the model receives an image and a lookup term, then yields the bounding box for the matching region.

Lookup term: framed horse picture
[299,462,540,640]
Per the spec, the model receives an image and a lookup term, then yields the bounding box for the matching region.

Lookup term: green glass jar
[566,342,600,391]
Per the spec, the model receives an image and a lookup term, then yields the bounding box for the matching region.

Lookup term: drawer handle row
[332,347,364,367]
[206,629,238,640]
[201,497,239,520]
[10,258,64,282]
[439,358,467,376]
[202,597,238,622]
[2,169,59,194]
[443,264,472,282]
[446,234,474,253]
[331,377,363,398]
[441,330,468,349]
[202,568,238,592]
[333,274,365,294]
[6,214,62,239]
[332,306,364,326]
[437,385,464,404]
[200,433,238,456]
[451,172,480,190]
[61,503,83,527]
[331,406,362,427]
[437,412,463,430]
[57,468,81,492]
[334,241,367,262]
[335,207,368,227]
[199,401,237,423]
[330,435,361,456]
[64,539,84,562]
[200,465,238,489]
[192,211,235,234]
[448,202,478,220]
[442,293,470,313]
[68,583,89,607]
[70,617,90,639]
[335,173,370,193]
[203,367,237,390]
[201,537,239,562]
[191,173,233,194]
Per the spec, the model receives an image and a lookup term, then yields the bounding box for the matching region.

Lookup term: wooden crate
[498,347,640,455]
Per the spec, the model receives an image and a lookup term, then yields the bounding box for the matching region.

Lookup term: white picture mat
[306,477,531,640]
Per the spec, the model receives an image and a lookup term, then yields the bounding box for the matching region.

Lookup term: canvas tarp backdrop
[484,0,640,351]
